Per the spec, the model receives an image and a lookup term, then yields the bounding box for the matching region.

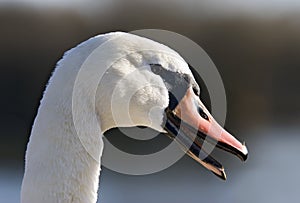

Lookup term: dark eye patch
[149,63,196,110]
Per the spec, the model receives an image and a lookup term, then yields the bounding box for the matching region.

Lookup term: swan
[21,32,248,203]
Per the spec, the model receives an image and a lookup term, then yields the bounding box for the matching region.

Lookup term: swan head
[91,32,247,179]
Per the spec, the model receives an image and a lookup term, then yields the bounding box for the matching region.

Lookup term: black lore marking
[150,63,199,110]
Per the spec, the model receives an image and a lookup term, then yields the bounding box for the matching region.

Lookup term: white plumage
[21,32,195,203]
[21,32,248,203]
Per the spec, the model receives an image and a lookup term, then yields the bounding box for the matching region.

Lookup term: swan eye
[149,63,194,111]
[198,106,209,121]
[149,63,163,74]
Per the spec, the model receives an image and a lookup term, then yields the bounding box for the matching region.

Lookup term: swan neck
[21,41,104,203]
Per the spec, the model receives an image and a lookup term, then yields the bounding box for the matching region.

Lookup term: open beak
[164,87,248,180]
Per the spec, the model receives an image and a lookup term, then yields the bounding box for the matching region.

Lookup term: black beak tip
[242,152,248,162]
[237,151,248,162]
[239,142,248,162]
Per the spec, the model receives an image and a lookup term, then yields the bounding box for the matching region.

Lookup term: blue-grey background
[1,0,300,202]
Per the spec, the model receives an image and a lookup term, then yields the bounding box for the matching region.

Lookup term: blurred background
[1,0,300,202]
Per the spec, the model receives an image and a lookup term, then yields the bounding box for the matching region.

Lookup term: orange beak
[164,87,248,180]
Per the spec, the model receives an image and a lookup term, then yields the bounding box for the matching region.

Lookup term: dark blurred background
[1,0,300,202]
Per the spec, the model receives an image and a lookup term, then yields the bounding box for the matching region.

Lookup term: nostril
[198,106,209,121]
[192,86,200,96]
